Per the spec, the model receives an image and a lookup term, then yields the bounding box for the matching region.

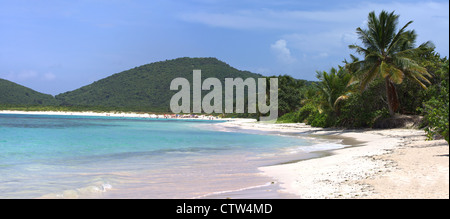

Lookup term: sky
[1,0,449,95]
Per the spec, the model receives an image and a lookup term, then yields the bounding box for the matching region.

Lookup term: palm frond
[380,61,389,78]
[386,20,414,54]
[405,73,429,89]
[396,41,435,57]
[394,56,430,76]
[394,56,432,87]
[334,95,350,108]
[348,44,370,56]
[360,62,380,91]
[355,27,381,52]
[387,65,405,84]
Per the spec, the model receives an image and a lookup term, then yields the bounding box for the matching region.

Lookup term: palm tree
[347,10,433,116]
[315,66,355,114]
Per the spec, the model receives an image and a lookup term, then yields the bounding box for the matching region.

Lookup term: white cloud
[180,1,449,56]
[180,6,363,31]
[17,70,38,81]
[2,70,38,81]
[43,72,56,81]
[180,10,282,30]
[283,31,351,61]
[270,39,296,64]
[1,70,56,82]
[316,52,329,58]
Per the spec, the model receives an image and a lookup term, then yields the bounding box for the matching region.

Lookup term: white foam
[192,182,273,199]
[286,142,346,154]
[101,183,113,192]
[40,182,113,199]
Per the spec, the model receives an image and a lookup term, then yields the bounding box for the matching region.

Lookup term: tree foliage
[420,58,449,142]
[0,79,59,106]
[280,10,448,138]
[55,57,261,112]
[347,10,433,115]
[315,66,356,113]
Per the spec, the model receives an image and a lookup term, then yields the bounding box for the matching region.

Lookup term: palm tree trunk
[385,77,399,116]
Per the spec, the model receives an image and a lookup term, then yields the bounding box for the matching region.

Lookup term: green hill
[0,78,58,106]
[55,57,262,112]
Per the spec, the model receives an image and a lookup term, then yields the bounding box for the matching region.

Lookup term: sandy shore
[0,110,227,120]
[220,120,449,199]
[1,111,448,198]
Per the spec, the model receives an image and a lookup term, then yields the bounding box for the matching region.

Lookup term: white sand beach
[220,120,449,199]
[1,110,448,199]
[0,110,225,120]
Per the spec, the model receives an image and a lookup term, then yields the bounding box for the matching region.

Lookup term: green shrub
[419,59,449,142]
[422,97,449,142]
[298,103,318,123]
[421,78,449,141]
[309,111,335,127]
[335,87,382,128]
[276,111,300,123]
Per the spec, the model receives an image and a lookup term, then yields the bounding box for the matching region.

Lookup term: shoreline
[0,110,234,121]
[220,120,449,199]
[1,110,448,199]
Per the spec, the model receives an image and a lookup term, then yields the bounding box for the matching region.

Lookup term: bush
[421,84,449,142]
[276,103,320,124]
[422,96,449,142]
[298,103,318,123]
[276,111,300,123]
[336,83,385,128]
[420,59,449,142]
[309,111,335,127]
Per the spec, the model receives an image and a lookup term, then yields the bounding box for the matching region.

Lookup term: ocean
[0,113,344,198]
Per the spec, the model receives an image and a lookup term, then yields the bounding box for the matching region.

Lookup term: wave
[40,182,113,199]
[192,182,274,199]
[285,142,346,154]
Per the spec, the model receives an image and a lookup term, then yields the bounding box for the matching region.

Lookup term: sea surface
[0,113,345,199]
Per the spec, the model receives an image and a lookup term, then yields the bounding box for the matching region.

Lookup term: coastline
[0,110,231,121]
[220,120,449,199]
[1,110,448,199]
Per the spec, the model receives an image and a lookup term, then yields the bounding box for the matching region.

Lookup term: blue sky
[1,0,449,95]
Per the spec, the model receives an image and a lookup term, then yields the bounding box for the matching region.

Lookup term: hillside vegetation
[55,57,261,112]
[0,79,58,106]
[1,57,266,112]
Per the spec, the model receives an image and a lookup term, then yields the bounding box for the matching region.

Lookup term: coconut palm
[315,66,355,114]
[347,10,433,115]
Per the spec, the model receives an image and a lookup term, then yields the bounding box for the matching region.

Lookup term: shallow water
[0,114,344,198]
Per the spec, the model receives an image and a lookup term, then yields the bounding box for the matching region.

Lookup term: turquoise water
[0,114,341,198]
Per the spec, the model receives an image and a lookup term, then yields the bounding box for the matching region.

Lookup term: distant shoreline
[0,110,239,121]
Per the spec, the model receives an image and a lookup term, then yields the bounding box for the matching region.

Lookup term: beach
[0,110,225,120]
[1,110,448,199]
[1,111,301,199]
[220,120,449,199]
